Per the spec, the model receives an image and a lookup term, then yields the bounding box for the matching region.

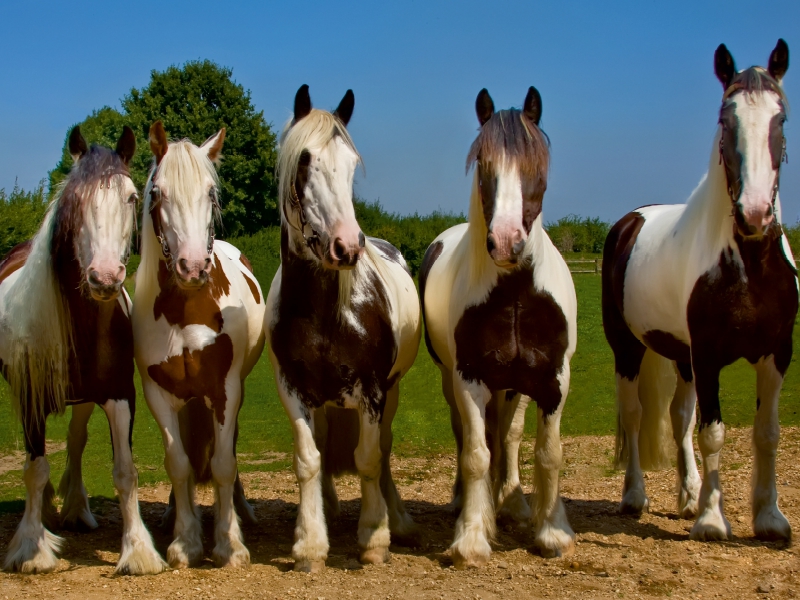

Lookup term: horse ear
[115,126,136,165]
[333,89,355,127]
[149,121,168,165]
[768,38,789,82]
[294,84,312,123]
[714,43,737,90]
[69,126,88,164]
[201,128,226,166]
[523,86,542,125]
[475,89,495,126]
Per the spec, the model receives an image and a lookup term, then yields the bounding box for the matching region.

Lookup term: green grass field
[1,264,799,508]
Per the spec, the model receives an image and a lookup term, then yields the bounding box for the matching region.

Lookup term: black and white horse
[603,40,795,542]
[420,88,578,568]
[267,86,421,572]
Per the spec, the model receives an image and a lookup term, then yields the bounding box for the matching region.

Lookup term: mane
[277,110,390,313]
[3,145,128,424]
[135,139,220,307]
[464,109,551,284]
[723,66,789,109]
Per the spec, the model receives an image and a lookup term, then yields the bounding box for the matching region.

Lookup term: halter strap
[286,180,323,248]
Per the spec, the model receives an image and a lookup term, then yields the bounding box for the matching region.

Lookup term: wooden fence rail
[566,259,602,274]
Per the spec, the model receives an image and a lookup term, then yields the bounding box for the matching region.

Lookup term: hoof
[390,527,422,548]
[678,501,698,520]
[116,544,167,575]
[620,490,649,516]
[754,508,792,542]
[167,538,203,569]
[3,528,63,574]
[451,546,490,570]
[294,559,325,573]
[690,513,731,541]
[212,542,250,569]
[360,546,390,564]
[61,512,99,532]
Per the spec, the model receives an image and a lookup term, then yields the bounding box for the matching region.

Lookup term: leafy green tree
[0,180,48,257]
[49,60,279,237]
[123,60,278,235]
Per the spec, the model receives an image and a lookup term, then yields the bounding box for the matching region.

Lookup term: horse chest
[688,244,798,367]
[454,268,568,407]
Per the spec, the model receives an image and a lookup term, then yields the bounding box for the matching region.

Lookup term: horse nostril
[358,231,365,248]
[332,238,347,261]
[177,258,189,275]
[204,257,212,270]
[486,235,496,254]
[88,270,102,286]
[766,204,774,217]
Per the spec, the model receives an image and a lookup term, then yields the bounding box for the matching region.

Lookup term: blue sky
[1,1,798,222]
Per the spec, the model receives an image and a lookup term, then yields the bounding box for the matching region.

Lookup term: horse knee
[461,446,490,480]
[295,448,321,484]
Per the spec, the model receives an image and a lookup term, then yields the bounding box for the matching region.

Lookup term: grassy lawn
[1,266,799,507]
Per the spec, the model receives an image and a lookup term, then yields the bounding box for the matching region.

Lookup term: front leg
[494,392,531,525]
[690,361,731,541]
[752,354,791,541]
[355,403,391,564]
[101,399,166,574]
[59,403,97,531]
[450,371,493,569]
[669,364,701,519]
[273,368,328,573]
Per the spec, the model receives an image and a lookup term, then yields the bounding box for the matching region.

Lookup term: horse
[420,87,578,568]
[266,85,421,573]
[132,121,266,568]
[602,39,795,543]
[0,126,165,574]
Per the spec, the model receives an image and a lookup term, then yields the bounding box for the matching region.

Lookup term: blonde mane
[277,109,390,312]
[2,192,72,425]
[134,139,220,309]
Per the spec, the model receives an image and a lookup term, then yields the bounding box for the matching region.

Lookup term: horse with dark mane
[0,127,164,574]
[267,85,421,572]
[603,40,795,542]
[420,88,578,568]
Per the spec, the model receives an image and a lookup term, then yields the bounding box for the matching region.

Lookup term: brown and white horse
[603,40,795,542]
[0,127,165,574]
[267,85,421,572]
[132,122,266,568]
[420,88,578,568]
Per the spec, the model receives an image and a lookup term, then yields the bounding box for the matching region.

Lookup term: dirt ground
[0,427,797,600]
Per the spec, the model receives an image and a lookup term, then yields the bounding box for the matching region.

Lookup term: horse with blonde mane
[420,88,578,568]
[132,122,266,568]
[267,85,421,572]
[603,40,795,543]
[0,126,164,574]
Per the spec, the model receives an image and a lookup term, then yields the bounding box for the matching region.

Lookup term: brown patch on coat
[419,240,444,365]
[239,253,254,273]
[0,241,32,286]
[243,272,261,304]
[147,334,234,425]
[178,397,215,483]
[602,210,648,381]
[153,255,230,331]
[453,265,569,416]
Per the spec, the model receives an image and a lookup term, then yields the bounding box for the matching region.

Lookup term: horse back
[0,240,32,287]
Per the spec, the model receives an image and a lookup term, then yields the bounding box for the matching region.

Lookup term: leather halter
[717,84,787,207]
[286,179,323,249]
[149,167,218,265]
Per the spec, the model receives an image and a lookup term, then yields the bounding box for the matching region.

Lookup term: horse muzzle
[487,228,526,268]
[87,266,125,301]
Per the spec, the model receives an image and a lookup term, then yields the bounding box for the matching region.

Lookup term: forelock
[466,109,550,179]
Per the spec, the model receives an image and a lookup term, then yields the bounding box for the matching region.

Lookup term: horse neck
[53,231,107,337]
[279,224,339,296]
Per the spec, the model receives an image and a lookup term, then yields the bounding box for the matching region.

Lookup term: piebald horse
[420,88,578,568]
[0,127,164,574]
[603,40,795,542]
[132,122,266,568]
[267,85,420,572]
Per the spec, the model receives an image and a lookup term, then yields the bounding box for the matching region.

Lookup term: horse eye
[128,193,139,204]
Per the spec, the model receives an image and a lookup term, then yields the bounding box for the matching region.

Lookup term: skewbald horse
[133,122,266,568]
[0,127,164,574]
[603,39,795,542]
[267,85,421,572]
[420,88,578,568]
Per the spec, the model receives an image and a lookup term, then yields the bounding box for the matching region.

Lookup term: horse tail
[179,398,214,484]
[615,349,675,470]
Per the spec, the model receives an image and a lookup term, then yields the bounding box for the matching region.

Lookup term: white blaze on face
[731,91,784,231]
[78,175,136,288]
[487,160,526,263]
[303,136,362,260]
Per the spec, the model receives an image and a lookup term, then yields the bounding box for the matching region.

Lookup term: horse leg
[670,362,701,519]
[210,378,249,568]
[752,354,791,541]
[450,372,493,569]
[144,381,203,567]
[355,404,391,564]
[314,406,341,519]
[232,382,256,526]
[532,368,575,558]
[495,392,531,526]
[617,367,648,514]
[58,403,97,530]
[4,412,63,573]
[379,381,419,547]
[101,399,165,574]
[690,360,731,541]
[440,365,464,511]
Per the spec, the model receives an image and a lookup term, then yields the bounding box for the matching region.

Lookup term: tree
[50,60,279,236]
[0,180,48,257]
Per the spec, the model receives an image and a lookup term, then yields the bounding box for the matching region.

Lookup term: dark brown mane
[466,109,550,179]
[724,67,788,106]
[50,145,130,269]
